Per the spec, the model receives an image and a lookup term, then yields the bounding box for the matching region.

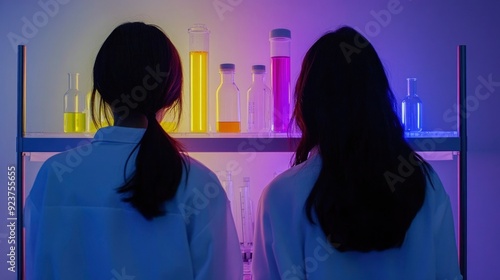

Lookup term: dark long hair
[292,26,428,251]
[91,22,186,220]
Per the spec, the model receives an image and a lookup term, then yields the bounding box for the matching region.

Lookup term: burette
[223,171,234,212]
[240,177,253,247]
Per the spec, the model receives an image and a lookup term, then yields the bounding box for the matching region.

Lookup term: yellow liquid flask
[216,63,241,133]
[86,91,113,132]
[160,105,179,133]
[240,177,254,278]
[86,92,97,133]
[189,24,210,132]
[63,112,76,132]
[74,112,86,132]
[64,73,86,133]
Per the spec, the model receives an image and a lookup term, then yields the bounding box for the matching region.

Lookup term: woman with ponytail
[252,26,462,280]
[25,22,242,279]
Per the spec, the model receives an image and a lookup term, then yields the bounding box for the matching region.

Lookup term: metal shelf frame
[15,44,468,279]
[18,135,460,153]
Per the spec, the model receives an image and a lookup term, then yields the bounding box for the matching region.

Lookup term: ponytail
[92,22,186,220]
[118,113,187,220]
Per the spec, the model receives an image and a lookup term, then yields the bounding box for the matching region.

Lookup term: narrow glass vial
[216,63,241,133]
[86,91,112,132]
[222,170,234,211]
[64,73,85,133]
[401,78,423,132]
[86,92,96,132]
[247,65,273,133]
[240,177,253,279]
[189,24,210,133]
[270,28,291,133]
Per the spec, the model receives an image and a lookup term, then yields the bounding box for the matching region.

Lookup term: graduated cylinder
[270,28,291,133]
[189,24,209,132]
[247,65,273,133]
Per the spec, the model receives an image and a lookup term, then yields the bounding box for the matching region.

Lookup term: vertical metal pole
[457,45,467,279]
[16,45,26,280]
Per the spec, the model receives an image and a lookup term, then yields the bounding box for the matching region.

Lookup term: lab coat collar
[92,126,146,144]
[309,146,319,158]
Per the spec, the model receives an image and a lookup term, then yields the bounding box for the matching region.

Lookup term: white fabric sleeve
[24,197,39,280]
[189,192,243,280]
[430,171,463,280]
[24,163,49,280]
[251,193,281,280]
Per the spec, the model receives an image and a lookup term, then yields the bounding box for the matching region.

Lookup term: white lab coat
[252,152,462,280]
[25,126,243,280]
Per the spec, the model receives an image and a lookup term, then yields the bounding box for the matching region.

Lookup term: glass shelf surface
[19,131,459,153]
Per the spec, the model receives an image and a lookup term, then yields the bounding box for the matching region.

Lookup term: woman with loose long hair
[25,22,242,279]
[252,26,462,280]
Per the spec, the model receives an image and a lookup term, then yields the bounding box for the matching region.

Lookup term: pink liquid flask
[269,28,291,133]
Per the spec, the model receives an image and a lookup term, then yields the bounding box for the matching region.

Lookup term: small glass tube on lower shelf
[240,177,253,279]
[222,171,234,219]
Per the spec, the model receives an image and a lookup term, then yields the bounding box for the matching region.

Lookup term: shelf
[16,44,468,279]
[18,131,459,153]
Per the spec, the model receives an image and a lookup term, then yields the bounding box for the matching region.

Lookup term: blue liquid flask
[239,177,253,279]
[216,63,241,133]
[401,78,422,132]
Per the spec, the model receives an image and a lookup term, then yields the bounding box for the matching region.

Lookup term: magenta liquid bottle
[270,28,291,132]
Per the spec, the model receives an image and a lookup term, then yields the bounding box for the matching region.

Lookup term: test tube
[269,28,291,133]
[240,177,253,246]
[188,24,209,132]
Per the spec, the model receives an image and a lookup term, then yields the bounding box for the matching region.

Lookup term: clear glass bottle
[270,28,291,133]
[247,65,273,133]
[63,73,85,133]
[401,78,423,132]
[216,63,241,133]
[188,24,210,133]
